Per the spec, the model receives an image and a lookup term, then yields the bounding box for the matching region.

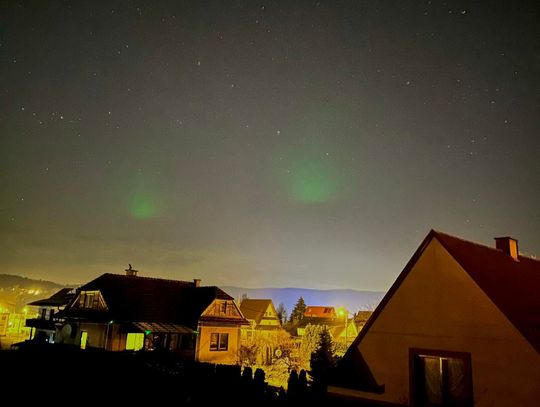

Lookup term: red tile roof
[304,306,337,318]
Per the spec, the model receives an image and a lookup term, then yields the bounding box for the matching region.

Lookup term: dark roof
[62,273,235,328]
[28,288,75,307]
[353,311,373,324]
[332,229,540,391]
[433,230,540,353]
[239,299,273,324]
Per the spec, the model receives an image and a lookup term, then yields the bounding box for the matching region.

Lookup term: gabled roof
[239,299,274,325]
[62,273,236,328]
[330,324,348,339]
[28,288,75,307]
[304,306,337,318]
[332,230,540,392]
[434,230,540,353]
[346,229,540,360]
[353,311,373,324]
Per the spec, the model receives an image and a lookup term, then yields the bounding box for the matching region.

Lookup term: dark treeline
[0,345,375,406]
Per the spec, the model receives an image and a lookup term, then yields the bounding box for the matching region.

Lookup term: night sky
[1,1,539,289]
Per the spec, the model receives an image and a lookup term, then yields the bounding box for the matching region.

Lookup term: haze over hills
[0,274,66,291]
[222,286,385,315]
[0,274,384,315]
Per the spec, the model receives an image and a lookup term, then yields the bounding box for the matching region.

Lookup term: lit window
[210,333,219,351]
[76,291,106,310]
[126,333,144,351]
[210,333,229,351]
[80,331,88,349]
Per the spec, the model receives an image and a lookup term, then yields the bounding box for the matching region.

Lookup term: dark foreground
[0,345,380,406]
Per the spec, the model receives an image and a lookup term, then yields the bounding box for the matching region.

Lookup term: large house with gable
[329,230,540,407]
[45,267,247,364]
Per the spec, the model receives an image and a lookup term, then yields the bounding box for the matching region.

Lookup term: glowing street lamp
[337,307,350,345]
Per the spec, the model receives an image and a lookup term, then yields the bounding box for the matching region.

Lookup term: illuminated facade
[239,299,286,364]
[329,230,540,407]
[25,288,75,343]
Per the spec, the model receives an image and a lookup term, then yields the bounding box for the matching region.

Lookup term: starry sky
[1,1,539,289]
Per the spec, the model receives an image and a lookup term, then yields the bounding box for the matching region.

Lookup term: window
[76,291,106,310]
[221,302,228,314]
[80,331,88,349]
[210,333,229,351]
[411,349,473,407]
[126,333,144,351]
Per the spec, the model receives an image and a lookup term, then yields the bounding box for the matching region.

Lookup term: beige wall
[332,238,540,406]
[196,325,240,365]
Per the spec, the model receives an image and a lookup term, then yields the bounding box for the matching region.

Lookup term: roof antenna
[125,264,138,277]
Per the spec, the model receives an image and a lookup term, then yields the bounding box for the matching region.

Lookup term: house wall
[332,239,540,406]
[196,325,241,365]
[108,325,127,351]
[79,323,107,348]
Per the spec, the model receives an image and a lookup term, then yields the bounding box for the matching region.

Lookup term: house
[239,298,286,364]
[295,305,337,336]
[304,305,338,320]
[25,288,75,343]
[330,323,359,357]
[329,230,540,407]
[53,269,248,365]
[293,305,357,354]
[353,310,373,332]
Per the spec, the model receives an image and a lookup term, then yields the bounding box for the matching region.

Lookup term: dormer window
[75,290,107,310]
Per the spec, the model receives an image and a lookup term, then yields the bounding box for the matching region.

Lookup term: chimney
[494,237,519,261]
[125,264,139,276]
[193,278,201,287]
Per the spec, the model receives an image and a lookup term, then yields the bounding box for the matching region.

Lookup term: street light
[337,307,349,346]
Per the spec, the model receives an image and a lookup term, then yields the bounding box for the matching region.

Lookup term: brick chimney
[125,264,139,276]
[494,237,519,261]
[193,278,201,287]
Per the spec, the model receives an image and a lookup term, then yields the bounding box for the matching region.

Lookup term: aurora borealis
[1,1,539,289]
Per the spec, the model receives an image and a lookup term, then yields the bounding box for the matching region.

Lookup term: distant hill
[0,274,66,291]
[222,286,385,315]
[0,274,384,316]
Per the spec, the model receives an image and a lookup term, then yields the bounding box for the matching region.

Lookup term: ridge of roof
[432,230,540,263]
[95,273,196,286]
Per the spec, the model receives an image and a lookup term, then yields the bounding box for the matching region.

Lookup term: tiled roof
[62,273,234,328]
[353,311,373,324]
[331,230,540,392]
[239,299,273,324]
[433,230,540,353]
[28,288,75,307]
[304,306,337,318]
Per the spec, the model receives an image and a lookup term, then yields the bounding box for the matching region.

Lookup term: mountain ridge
[0,274,385,314]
